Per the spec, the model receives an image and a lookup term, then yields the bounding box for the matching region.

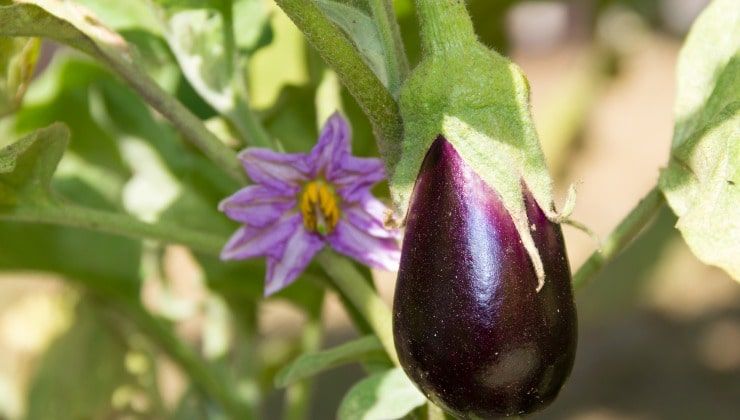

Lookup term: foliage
[0,0,737,418]
[659,0,739,280]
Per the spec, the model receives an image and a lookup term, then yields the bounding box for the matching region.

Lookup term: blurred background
[1,0,738,419]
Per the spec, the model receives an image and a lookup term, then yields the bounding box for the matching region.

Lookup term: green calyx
[391,0,574,290]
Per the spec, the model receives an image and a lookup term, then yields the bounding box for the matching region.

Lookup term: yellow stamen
[299,180,341,234]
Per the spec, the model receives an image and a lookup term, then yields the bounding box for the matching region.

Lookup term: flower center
[299,180,341,235]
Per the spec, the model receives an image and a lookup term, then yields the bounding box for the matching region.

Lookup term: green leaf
[338,367,426,420]
[0,35,39,116]
[164,8,238,115]
[0,122,68,206]
[275,335,383,388]
[26,301,134,420]
[316,0,389,88]
[659,0,740,281]
[0,1,135,67]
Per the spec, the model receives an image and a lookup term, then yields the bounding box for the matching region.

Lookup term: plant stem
[414,0,478,55]
[123,301,252,418]
[572,186,665,289]
[315,250,399,365]
[367,0,409,96]
[0,202,224,256]
[274,0,403,171]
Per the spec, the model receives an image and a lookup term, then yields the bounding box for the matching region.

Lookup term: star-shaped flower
[219,113,401,295]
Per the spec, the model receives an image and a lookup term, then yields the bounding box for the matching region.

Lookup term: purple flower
[219,112,401,296]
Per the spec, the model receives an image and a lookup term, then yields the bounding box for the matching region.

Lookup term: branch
[572,186,665,289]
[316,250,399,365]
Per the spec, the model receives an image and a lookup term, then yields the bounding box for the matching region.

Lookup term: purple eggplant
[393,137,577,418]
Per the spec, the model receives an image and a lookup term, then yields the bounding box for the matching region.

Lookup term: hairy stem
[367,0,409,96]
[274,0,403,171]
[415,0,478,55]
[0,202,224,255]
[316,250,399,365]
[573,186,665,289]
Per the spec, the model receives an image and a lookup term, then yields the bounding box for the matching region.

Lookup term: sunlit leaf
[275,335,383,388]
[659,0,740,281]
[164,8,238,114]
[338,367,426,420]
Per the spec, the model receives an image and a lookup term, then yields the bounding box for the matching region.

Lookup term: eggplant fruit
[393,137,577,418]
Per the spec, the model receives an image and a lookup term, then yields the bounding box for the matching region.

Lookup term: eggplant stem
[572,186,665,289]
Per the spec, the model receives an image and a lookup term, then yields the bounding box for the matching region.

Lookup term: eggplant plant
[0,0,737,419]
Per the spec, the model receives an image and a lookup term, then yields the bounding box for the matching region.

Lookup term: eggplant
[393,137,577,419]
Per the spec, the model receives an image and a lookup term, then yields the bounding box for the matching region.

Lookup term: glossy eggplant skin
[393,137,577,419]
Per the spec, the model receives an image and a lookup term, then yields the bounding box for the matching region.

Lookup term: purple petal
[334,156,386,202]
[344,195,399,239]
[309,112,350,179]
[218,185,297,227]
[264,228,325,296]
[220,214,302,260]
[328,220,400,272]
[239,148,310,189]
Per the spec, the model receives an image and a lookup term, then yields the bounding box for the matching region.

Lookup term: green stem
[414,0,478,55]
[0,202,224,256]
[274,0,403,171]
[123,301,252,418]
[573,186,665,289]
[367,0,409,96]
[315,250,399,365]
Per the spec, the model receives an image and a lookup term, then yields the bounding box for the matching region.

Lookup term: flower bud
[393,137,577,418]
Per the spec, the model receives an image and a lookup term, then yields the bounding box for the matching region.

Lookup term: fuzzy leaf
[659,0,740,281]
[0,123,69,206]
[338,367,426,420]
[275,335,383,388]
[316,0,389,88]
[0,35,39,116]
[0,1,134,66]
